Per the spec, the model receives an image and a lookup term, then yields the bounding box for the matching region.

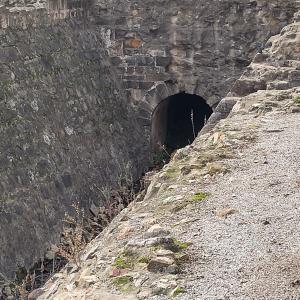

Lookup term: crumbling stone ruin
[0,0,299,298]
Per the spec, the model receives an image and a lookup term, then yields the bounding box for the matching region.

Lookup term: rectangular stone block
[125,56,136,66]
[115,29,128,39]
[110,56,123,66]
[144,68,170,82]
[155,56,172,67]
[95,17,112,25]
[116,17,127,25]
[138,81,154,90]
[134,66,145,75]
[123,80,139,89]
[126,67,135,75]
[136,55,155,66]
[124,48,142,55]
[124,38,143,48]
[123,74,145,81]
[116,66,126,74]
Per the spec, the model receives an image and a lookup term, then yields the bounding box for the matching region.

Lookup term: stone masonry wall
[92,0,298,116]
[0,0,299,280]
[0,0,91,30]
[0,20,149,279]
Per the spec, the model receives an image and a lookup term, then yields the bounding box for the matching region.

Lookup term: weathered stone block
[231,79,267,97]
[267,81,290,90]
[134,66,145,75]
[115,17,127,25]
[111,56,123,66]
[147,256,178,274]
[136,55,155,67]
[124,80,140,89]
[123,74,145,81]
[115,29,128,39]
[144,69,170,82]
[124,38,143,48]
[155,56,172,67]
[139,81,154,90]
[125,56,136,66]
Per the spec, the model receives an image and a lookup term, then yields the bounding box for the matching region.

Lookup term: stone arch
[136,81,180,133]
[140,82,213,152]
[144,81,181,111]
[142,81,218,112]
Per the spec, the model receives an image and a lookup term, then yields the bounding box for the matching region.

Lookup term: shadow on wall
[151,92,212,152]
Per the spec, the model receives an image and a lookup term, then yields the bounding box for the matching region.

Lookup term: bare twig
[191,109,196,140]
[161,144,171,158]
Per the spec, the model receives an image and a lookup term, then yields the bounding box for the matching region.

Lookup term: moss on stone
[170,192,209,213]
[175,252,189,263]
[113,275,134,292]
[150,245,163,252]
[173,238,189,250]
[191,192,209,202]
[165,167,179,178]
[169,238,189,252]
[293,96,300,105]
[172,286,186,297]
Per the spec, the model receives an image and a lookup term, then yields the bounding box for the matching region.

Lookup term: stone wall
[0,0,299,280]
[92,0,298,126]
[0,0,91,29]
[0,20,148,279]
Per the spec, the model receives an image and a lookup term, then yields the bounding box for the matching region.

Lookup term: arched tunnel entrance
[151,92,213,153]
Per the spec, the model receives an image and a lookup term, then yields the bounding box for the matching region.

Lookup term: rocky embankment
[30,10,300,300]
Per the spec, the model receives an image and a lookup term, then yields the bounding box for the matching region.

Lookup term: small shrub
[113,257,132,269]
[6,163,142,297]
[57,202,88,267]
[113,249,137,269]
[137,256,150,264]
[152,151,168,165]
[15,277,30,300]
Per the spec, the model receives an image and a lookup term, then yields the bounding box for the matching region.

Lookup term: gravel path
[160,112,300,300]
[39,108,300,300]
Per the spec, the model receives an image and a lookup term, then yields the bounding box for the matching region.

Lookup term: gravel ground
[154,112,300,300]
[38,109,300,300]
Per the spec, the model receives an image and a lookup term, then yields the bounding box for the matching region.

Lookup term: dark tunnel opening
[151,92,213,153]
